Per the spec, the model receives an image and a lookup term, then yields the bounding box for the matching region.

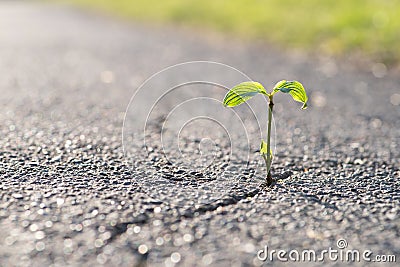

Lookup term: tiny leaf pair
[223,80,308,109]
[223,80,308,186]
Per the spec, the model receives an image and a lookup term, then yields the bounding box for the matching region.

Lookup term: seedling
[223,80,308,186]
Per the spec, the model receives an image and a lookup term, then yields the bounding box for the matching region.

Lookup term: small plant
[223,80,308,186]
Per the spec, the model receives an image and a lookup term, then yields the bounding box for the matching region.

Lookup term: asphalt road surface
[0,2,399,266]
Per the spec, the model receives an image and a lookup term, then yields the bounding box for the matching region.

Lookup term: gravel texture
[0,2,399,267]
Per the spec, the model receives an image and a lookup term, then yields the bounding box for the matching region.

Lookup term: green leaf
[273,80,308,109]
[260,140,267,154]
[223,81,267,107]
[260,140,273,158]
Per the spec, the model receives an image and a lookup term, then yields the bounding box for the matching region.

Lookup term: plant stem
[266,95,274,185]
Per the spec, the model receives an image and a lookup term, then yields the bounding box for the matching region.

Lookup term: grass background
[62,0,400,66]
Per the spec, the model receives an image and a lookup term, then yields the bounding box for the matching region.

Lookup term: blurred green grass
[65,0,400,65]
